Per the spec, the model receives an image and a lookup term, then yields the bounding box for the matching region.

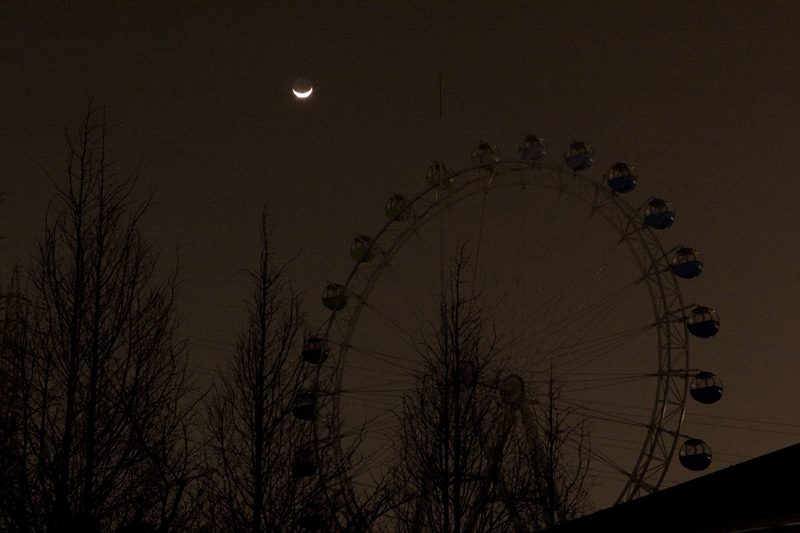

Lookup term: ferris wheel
[293,135,723,529]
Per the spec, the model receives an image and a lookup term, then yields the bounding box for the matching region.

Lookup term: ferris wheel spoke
[586,447,638,483]
[533,283,641,346]
[345,343,419,372]
[545,327,654,378]
[500,278,645,361]
[558,398,653,430]
[352,305,424,353]
[560,374,652,394]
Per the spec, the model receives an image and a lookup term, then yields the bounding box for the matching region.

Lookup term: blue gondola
[292,391,316,420]
[426,161,455,189]
[564,141,594,171]
[322,283,348,311]
[687,306,720,338]
[302,336,329,364]
[691,372,723,404]
[679,439,712,471]
[385,194,413,221]
[350,235,375,262]
[518,134,547,162]
[644,199,675,229]
[472,141,500,167]
[300,505,326,532]
[671,248,703,279]
[606,162,638,193]
[292,449,317,477]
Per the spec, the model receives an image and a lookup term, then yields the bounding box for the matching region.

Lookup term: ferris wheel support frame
[314,159,691,506]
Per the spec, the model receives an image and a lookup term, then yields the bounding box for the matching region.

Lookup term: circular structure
[293,77,313,98]
[304,139,715,516]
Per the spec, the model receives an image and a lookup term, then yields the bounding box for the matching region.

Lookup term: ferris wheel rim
[315,158,691,507]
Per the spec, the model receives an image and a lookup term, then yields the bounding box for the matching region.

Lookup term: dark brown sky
[2,0,800,508]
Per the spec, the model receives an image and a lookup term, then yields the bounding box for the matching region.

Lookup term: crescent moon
[293,87,313,98]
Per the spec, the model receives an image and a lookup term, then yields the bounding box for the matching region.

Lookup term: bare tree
[524,371,592,530]
[0,103,200,533]
[201,210,309,533]
[201,211,398,533]
[393,251,593,533]
[393,251,517,533]
[0,266,30,532]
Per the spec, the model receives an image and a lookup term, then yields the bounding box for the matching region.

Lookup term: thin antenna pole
[438,70,445,307]
[439,71,443,119]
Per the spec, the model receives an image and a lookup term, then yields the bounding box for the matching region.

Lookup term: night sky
[2,1,800,510]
